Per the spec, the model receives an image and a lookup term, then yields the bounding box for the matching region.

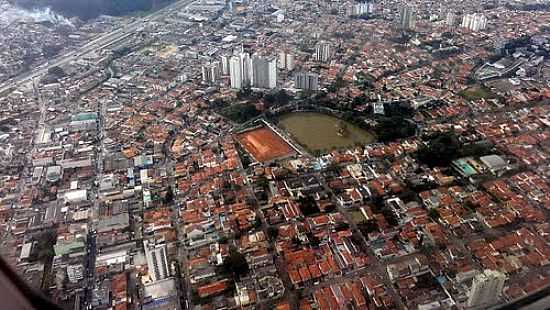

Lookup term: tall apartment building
[240,52,252,86]
[285,53,295,71]
[278,51,295,71]
[229,55,244,89]
[201,61,221,83]
[461,13,488,31]
[221,55,231,75]
[144,240,170,282]
[314,42,331,62]
[399,6,416,30]
[229,52,277,89]
[467,269,507,309]
[294,72,319,91]
[446,12,455,26]
[351,2,374,16]
[252,56,277,89]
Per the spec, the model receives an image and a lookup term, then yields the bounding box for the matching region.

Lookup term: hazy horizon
[9,0,175,20]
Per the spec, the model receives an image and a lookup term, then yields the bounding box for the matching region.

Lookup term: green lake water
[278,112,376,152]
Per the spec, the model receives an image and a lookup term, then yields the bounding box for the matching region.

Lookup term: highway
[0,0,195,95]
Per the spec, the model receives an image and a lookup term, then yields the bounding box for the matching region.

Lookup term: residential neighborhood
[0,0,548,309]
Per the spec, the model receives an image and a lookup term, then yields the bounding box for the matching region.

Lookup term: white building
[67,264,84,283]
[399,6,416,30]
[479,155,507,175]
[294,72,319,91]
[373,102,385,115]
[240,52,252,86]
[229,52,278,89]
[144,240,170,282]
[252,56,277,89]
[446,12,455,26]
[19,242,33,261]
[461,13,487,31]
[229,55,244,89]
[221,55,231,75]
[351,2,374,16]
[64,189,87,203]
[285,53,295,71]
[201,61,221,83]
[278,52,286,69]
[273,10,285,23]
[314,42,331,62]
[278,52,295,71]
[467,269,507,309]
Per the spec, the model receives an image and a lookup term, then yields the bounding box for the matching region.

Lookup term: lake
[278,112,376,152]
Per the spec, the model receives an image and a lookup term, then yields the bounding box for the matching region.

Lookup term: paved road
[317,171,407,309]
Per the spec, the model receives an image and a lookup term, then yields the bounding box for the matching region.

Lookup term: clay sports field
[236,127,295,162]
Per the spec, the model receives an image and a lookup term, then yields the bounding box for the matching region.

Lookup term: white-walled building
[201,61,221,83]
[446,12,455,26]
[294,72,319,91]
[467,269,507,308]
[278,51,295,71]
[399,6,416,30]
[144,240,170,282]
[351,2,374,16]
[252,56,277,89]
[461,13,487,31]
[229,55,244,89]
[314,42,331,62]
[221,55,231,75]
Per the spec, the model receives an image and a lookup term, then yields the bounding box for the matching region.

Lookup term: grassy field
[459,86,497,101]
[350,210,367,224]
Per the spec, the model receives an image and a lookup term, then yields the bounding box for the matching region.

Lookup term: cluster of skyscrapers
[397,7,487,32]
[461,13,488,31]
[314,42,332,63]
[202,61,221,84]
[224,52,277,89]
[294,72,319,91]
[446,12,456,27]
[351,2,375,16]
[210,47,325,91]
[277,51,295,71]
[201,9,490,93]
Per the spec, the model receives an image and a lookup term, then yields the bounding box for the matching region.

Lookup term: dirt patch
[236,127,295,162]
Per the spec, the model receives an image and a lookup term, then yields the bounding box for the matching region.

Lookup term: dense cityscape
[0,0,549,309]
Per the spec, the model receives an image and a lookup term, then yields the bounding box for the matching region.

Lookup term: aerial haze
[1,3,72,26]
[10,0,175,20]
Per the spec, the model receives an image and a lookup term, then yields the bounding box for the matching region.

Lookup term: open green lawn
[459,86,497,101]
[350,210,367,224]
